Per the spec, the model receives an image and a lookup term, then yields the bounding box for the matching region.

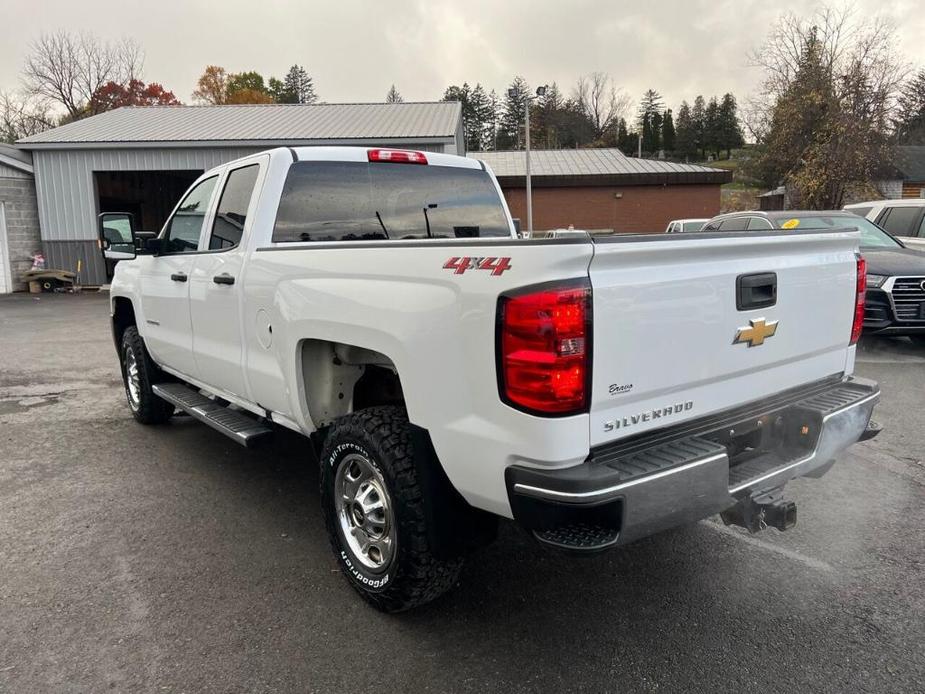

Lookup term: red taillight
[851,254,866,345]
[497,281,592,416]
[367,148,427,165]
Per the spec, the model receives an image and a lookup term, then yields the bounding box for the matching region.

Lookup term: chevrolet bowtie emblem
[733,318,778,347]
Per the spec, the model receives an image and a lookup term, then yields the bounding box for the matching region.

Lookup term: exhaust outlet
[721,490,797,533]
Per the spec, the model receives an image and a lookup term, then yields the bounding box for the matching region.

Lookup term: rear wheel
[120,326,174,424]
[320,406,463,612]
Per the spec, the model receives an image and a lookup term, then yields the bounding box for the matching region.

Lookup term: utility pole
[511,84,547,234]
[524,101,532,235]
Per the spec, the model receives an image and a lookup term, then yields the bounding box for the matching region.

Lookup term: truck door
[139,175,219,378]
[188,161,263,400]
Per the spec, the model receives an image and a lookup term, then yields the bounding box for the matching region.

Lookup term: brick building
[0,145,41,293]
[471,149,731,234]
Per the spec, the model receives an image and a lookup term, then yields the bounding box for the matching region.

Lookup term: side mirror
[98,212,137,260]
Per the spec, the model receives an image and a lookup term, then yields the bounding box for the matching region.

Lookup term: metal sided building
[17,101,465,285]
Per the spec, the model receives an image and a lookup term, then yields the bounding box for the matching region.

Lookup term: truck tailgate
[588,231,859,447]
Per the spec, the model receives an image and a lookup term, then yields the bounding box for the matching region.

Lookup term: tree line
[440,77,743,157]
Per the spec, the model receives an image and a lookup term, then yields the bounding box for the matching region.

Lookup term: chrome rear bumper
[506,376,880,549]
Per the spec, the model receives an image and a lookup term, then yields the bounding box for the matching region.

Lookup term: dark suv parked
[702,210,925,345]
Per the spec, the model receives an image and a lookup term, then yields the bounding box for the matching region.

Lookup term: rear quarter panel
[244,239,594,516]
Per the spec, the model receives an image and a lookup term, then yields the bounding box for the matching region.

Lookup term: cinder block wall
[501,184,723,234]
[1,176,42,291]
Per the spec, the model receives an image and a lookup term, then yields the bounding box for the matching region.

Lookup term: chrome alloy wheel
[334,453,396,572]
[124,346,141,411]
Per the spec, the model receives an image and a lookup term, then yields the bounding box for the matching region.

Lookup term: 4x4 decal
[443,256,512,276]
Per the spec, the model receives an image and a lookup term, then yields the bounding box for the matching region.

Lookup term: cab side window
[746,217,773,230]
[718,217,749,231]
[878,207,920,236]
[162,176,218,253]
[208,165,260,251]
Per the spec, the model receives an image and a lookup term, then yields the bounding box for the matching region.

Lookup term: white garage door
[0,202,12,294]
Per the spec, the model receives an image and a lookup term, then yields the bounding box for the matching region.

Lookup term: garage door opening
[95,170,201,279]
[95,170,201,233]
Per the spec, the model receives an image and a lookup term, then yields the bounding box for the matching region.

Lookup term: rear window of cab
[272,161,512,243]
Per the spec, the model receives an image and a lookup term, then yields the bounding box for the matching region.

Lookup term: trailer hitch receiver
[721,489,797,533]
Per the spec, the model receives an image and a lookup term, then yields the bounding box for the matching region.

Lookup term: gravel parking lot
[1,292,923,693]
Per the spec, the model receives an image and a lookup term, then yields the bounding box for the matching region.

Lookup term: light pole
[509,84,546,234]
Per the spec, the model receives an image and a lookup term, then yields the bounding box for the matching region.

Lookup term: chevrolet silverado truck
[101,146,881,612]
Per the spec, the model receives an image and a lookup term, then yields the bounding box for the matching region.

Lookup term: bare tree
[748,5,905,136]
[572,72,631,137]
[22,31,144,119]
[748,4,907,208]
[0,90,54,143]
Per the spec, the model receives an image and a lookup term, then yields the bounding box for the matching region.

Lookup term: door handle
[170,273,188,282]
[736,272,777,311]
[213,273,235,285]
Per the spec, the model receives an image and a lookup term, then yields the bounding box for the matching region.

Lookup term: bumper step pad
[533,523,620,552]
[152,383,272,447]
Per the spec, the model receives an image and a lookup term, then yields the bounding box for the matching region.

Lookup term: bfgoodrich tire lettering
[320,406,463,612]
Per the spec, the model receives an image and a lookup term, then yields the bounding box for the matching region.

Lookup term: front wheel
[319,406,463,612]
[120,326,174,424]
[910,335,925,349]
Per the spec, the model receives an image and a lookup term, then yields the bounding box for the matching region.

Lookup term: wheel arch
[111,296,137,351]
[298,338,406,430]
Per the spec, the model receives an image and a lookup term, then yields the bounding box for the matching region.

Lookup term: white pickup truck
[103,146,880,612]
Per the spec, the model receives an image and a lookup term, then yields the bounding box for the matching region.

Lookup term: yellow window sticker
[781,218,800,229]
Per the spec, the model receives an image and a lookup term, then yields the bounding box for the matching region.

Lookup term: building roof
[894,146,925,181]
[469,148,731,186]
[0,143,33,174]
[17,102,462,149]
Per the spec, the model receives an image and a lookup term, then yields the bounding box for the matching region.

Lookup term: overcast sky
[2,0,924,113]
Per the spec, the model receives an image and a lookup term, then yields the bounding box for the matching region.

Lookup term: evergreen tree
[650,111,663,153]
[896,69,925,144]
[497,76,530,150]
[386,84,403,103]
[636,89,664,130]
[661,109,676,153]
[704,96,721,158]
[282,65,317,104]
[718,93,744,158]
[531,82,563,148]
[616,117,636,154]
[486,89,501,150]
[674,101,697,160]
[443,82,493,151]
[268,78,290,103]
[641,115,654,154]
[468,84,494,151]
[691,95,707,158]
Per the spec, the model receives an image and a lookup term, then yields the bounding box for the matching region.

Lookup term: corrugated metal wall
[43,240,106,285]
[32,147,264,243]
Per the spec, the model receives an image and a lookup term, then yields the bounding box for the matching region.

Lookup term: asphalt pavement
[0,293,923,693]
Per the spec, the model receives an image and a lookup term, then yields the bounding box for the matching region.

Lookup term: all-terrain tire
[120,326,174,424]
[320,406,463,612]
